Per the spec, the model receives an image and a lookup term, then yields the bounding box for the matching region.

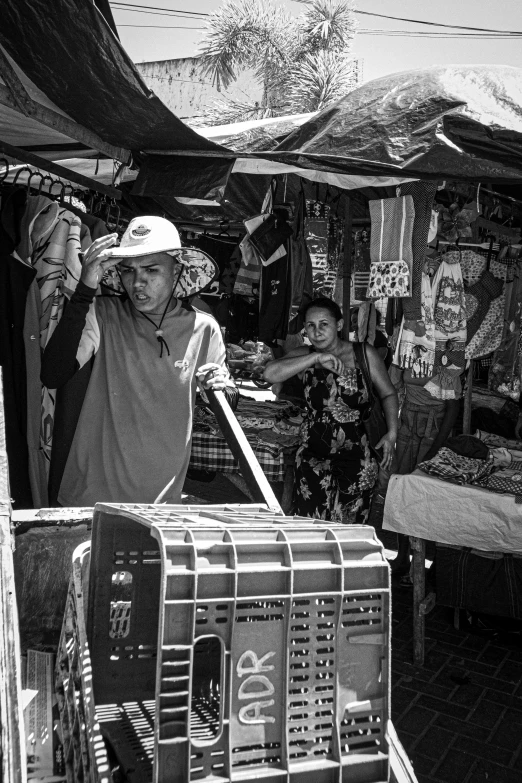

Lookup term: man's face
[116,252,182,314]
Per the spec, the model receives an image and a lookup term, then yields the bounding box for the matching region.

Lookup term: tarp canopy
[265,65,522,183]
[0,0,222,156]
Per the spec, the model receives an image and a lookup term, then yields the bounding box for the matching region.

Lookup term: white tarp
[384,471,522,554]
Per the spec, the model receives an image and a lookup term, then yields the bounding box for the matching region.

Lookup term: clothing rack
[0,139,122,200]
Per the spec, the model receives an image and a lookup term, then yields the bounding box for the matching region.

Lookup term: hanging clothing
[295,357,378,523]
[465,293,505,360]
[233,236,261,297]
[395,273,436,378]
[399,181,438,320]
[287,235,313,335]
[489,261,522,400]
[0,187,35,507]
[424,254,467,400]
[464,270,503,342]
[259,251,292,344]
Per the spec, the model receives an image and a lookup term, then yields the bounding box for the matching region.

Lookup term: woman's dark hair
[304,297,343,322]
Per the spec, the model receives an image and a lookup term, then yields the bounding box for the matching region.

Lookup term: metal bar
[411,536,426,666]
[0,71,130,165]
[342,196,353,339]
[144,149,237,158]
[205,389,283,514]
[0,139,122,199]
[0,370,25,783]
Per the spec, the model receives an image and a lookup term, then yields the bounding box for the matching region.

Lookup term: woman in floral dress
[264,298,398,523]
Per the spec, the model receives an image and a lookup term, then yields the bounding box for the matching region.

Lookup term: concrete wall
[136,56,262,122]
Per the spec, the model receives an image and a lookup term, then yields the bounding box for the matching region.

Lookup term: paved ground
[182,470,522,783]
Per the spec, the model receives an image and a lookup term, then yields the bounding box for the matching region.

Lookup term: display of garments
[418,446,493,485]
[295,360,378,524]
[477,467,522,503]
[424,254,467,400]
[489,261,522,400]
[219,245,241,295]
[395,273,435,377]
[464,270,504,342]
[399,181,438,320]
[474,430,522,450]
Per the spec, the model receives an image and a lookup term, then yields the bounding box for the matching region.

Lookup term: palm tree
[198,0,358,124]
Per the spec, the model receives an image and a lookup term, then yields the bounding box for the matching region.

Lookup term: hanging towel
[424,253,467,400]
[399,182,438,320]
[465,294,505,360]
[396,273,436,377]
[367,195,414,298]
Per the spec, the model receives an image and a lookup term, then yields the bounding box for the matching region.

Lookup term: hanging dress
[295,354,379,523]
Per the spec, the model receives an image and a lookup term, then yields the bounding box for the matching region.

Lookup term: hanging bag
[352,341,388,454]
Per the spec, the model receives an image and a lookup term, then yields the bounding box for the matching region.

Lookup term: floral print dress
[295,359,379,523]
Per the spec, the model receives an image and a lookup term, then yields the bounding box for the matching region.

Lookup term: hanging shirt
[50,286,228,506]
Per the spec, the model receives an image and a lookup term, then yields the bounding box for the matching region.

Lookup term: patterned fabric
[396,273,436,377]
[295,361,378,524]
[459,249,488,285]
[465,294,505,360]
[399,182,438,320]
[477,467,522,503]
[474,430,522,450]
[424,255,467,400]
[368,195,414,299]
[189,431,287,483]
[418,447,493,485]
[464,270,504,342]
[489,261,522,401]
[367,260,410,298]
[32,208,83,470]
[173,249,219,298]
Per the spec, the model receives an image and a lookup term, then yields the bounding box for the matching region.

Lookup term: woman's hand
[374,431,396,471]
[196,363,230,391]
[315,352,346,375]
[80,234,120,288]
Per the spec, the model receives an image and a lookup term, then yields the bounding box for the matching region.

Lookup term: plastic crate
[61,502,391,782]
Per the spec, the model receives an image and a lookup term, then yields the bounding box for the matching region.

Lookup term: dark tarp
[0,0,223,154]
[267,65,522,183]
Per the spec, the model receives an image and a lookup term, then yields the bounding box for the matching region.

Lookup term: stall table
[383,471,522,665]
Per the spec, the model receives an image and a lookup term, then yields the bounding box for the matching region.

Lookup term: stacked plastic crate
[56,503,391,783]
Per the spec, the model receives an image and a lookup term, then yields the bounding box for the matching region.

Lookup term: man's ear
[337,317,344,333]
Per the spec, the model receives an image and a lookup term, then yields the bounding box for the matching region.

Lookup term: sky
[115,0,522,83]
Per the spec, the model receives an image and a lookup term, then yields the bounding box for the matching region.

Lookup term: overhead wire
[110,2,522,40]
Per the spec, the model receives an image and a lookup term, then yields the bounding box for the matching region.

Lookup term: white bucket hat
[113,216,182,257]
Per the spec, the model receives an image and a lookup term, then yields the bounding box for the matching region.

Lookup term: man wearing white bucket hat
[42,216,236,506]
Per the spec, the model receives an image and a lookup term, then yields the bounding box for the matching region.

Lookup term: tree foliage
[199,0,358,124]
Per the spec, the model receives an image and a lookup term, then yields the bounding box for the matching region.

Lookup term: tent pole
[342,196,353,339]
[0,140,122,200]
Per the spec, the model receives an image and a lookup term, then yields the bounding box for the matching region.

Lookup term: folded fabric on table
[474,430,522,450]
[477,465,522,503]
[418,446,493,485]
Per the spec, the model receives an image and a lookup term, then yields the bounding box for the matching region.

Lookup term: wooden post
[342,196,353,339]
[463,360,474,435]
[0,371,25,783]
[411,536,426,666]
